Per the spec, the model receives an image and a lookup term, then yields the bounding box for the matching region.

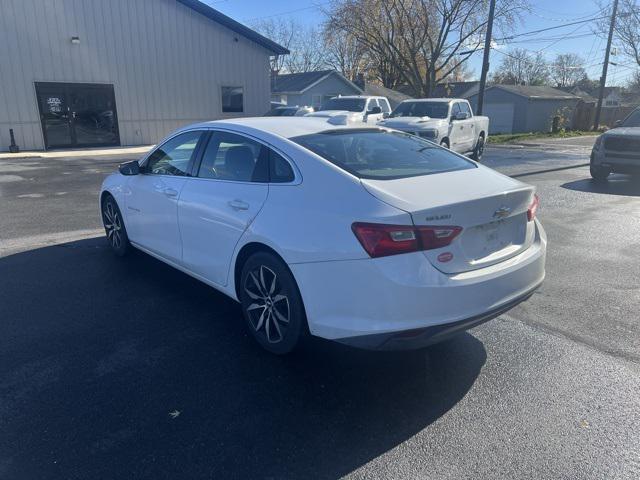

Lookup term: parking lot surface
[1,141,639,479]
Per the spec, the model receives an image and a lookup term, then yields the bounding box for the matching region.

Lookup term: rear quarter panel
[243,144,413,265]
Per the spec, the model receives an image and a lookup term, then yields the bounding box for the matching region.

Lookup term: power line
[242,2,330,22]
[495,15,608,43]
[529,6,606,23]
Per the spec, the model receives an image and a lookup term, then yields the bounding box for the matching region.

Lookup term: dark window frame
[191,129,298,184]
[141,130,206,177]
[221,86,244,113]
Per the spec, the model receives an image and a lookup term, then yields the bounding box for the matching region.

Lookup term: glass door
[36,84,73,148]
[35,82,120,149]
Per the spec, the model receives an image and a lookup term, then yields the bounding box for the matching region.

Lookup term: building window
[222,86,243,113]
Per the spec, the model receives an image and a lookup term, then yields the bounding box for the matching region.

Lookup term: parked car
[378,98,489,160]
[264,105,314,117]
[101,117,546,354]
[591,107,640,181]
[305,95,391,125]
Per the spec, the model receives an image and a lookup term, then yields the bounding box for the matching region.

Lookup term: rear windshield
[319,98,366,112]
[292,129,476,180]
[390,101,449,119]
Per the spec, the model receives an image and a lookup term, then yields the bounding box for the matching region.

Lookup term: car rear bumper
[290,219,546,349]
[335,284,540,350]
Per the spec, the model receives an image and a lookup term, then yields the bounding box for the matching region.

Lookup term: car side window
[459,102,472,116]
[269,149,295,183]
[144,131,202,176]
[451,103,461,118]
[197,131,268,182]
[367,99,379,112]
[379,99,391,114]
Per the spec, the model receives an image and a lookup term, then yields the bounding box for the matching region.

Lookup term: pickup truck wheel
[440,139,450,149]
[472,135,485,161]
[590,164,610,182]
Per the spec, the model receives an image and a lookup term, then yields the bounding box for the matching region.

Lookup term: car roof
[401,98,455,103]
[331,95,385,100]
[184,117,368,139]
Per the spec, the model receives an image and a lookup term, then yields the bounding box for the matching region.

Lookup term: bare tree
[550,53,587,87]
[325,0,527,96]
[253,18,326,73]
[594,0,640,67]
[614,0,640,67]
[323,28,368,81]
[626,69,640,92]
[492,49,549,86]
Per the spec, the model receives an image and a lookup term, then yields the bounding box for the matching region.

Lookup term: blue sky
[205,0,633,85]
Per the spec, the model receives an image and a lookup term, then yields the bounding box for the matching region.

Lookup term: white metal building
[0,0,287,151]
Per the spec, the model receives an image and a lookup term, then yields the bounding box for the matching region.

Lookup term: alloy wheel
[103,201,123,249]
[243,265,290,344]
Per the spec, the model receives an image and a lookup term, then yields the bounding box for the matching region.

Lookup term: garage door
[484,103,514,134]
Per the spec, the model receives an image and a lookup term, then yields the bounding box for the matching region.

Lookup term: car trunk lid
[361,167,536,274]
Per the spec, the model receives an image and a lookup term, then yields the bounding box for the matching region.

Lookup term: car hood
[603,126,640,137]
[379,117,446,129]
[305,110,365,125]
[306,110,360,118]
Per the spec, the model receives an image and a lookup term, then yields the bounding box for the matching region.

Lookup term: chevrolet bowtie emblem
[493,206,511,219]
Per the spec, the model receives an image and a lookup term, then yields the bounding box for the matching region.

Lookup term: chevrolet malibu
[100,117,546,354]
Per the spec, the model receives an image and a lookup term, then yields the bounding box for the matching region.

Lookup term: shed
[465,85,582,134]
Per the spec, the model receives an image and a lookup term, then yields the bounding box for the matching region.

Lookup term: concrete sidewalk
[0,144,154,160]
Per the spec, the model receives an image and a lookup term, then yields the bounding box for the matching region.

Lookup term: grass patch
[488,130,600,144]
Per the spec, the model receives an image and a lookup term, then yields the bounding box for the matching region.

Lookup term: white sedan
[100,117,546,354]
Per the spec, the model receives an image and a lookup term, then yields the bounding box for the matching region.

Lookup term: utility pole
[594,0,619,130]
[476,0,496,115]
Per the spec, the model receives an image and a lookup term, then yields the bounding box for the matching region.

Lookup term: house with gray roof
[271,70,363,111]
[464,85,582,134]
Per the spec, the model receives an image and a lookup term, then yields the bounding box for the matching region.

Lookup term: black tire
[590,163,610,182]
[440,139,450,149]
[101,194,130,256]
[472,135,485,161]
[239,252,307,355]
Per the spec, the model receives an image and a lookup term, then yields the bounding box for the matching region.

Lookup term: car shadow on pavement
[562,175,640,197]
[0,238,486,480]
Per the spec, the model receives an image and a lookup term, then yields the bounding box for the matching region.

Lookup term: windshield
[319,98,366,112]
[292,129,475,180]
[390,102,450,119]
[622,109,640,127]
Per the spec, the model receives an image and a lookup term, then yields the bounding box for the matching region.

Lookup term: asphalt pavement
[1,139,639,479]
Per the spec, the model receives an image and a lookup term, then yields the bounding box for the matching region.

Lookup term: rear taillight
[352,222,462,258]
[527,194,539,221]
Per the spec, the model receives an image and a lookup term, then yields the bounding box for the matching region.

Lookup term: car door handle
[164,188,179,198]
[228,199,249,210]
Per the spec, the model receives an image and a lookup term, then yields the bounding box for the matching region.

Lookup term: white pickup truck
[378,98,489,160]
[305,95,391,125]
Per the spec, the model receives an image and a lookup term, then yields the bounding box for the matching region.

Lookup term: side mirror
[453,111,469,121]
[368,106,382,115]
[614,120,622,128]
[119,160,140,175]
